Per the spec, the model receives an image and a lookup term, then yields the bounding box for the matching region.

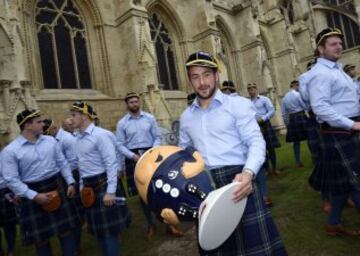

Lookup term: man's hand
[34,193,52,205]
[257,118,264,124]
[132,154,140,162]
[67,184,76,198]
[103,193,116,207]
[232,171,253,203]
[351,122,360,131]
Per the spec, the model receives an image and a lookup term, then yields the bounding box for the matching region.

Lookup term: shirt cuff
[342,118,354,130]
[25,189,38,200]
[65,176,76,186]
[106,182,117,194]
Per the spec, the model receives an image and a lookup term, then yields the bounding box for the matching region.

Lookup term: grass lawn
[6,137,360,255]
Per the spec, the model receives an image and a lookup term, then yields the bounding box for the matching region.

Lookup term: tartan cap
[186,51,218,69]
[16,109,41,126]
[247,83,257,89]
[70,101,94,117]
[316,27,343,46]
[221,80,236,92]
[343,64,356,73]
[124,92,140,101]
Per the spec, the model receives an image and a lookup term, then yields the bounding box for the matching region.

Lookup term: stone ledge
[36,89,118,101]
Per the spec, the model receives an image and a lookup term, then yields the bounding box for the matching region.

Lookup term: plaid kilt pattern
[82,172,131,238]
[125,147,151,197]
[70,169,85,220]
[17,173,82,245]
[309,131,360,195]
[286,111,308,142]
[260,121,281,149]
[199,166,287,256]
[125,158,138,196]
[306,114,320,164]
[0,188,18,226]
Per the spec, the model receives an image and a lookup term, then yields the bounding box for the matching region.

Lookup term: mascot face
[134,145,213,224]
[135,145,182,203]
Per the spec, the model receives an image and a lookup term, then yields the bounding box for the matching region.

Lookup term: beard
[195,84,217,100]
[129,106,140,113]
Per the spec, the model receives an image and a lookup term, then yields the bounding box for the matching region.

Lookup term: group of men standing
[0,26,359,256]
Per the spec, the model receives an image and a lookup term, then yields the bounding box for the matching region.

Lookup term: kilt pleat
[125,159,138,197]
[286,111,308,142]
[17,173,82,245]
[199,166,287,256]
[82,172,131,238]
[0,188,18,226]
[261,121,281,149]
[309,131,360,195]
[306,114,320,163]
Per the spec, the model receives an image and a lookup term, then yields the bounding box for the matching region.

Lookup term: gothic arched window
[35,0,92,89]
[326,11,360,49]
[149,13,179,90]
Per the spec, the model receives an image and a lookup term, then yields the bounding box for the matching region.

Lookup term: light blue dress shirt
[299,71,311,108]
[179,89,265,175]
[281,89,307,125]
[102,128,124,172]
[250,95,275,121]
[56,128,78,171]
[0,152,6,189]
[307,58,360,130]
[116,111,162,159]
[1,135,75,199]
[75,123,118,194]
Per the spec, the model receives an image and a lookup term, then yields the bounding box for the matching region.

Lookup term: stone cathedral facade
[0,0,359,147]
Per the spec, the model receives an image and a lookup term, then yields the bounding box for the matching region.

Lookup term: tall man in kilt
[0,151,17,256]
[281,80,308,167]
[247,83,281,175]
[116,93,183,239]
[307,28,360,236]
[179,51,287,255]
[1,109,81,255]
[70,101,131,256]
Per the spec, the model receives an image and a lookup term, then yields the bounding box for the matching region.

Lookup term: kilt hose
[125,147,151,197]
[260,121,281,150]
[82,172,131,238]
[0,187,18,227]
[286,111,309,142]
[198,165,287,256]
[17,173,82,245]
[306,112,320,164]
[309,126,360,196]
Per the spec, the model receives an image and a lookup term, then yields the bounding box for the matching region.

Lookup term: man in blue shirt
[1,109,81,255]
[70,101,131,256]
[0,151,17,256]
[248,83,280,176]
[179,51,286,255]
[116,93,182,239]
[220,80,238,96]
[281,80,309,167]
[307,28,360,236]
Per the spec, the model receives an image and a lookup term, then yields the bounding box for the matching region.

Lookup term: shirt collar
[83,123,95,135]
[317,57,342,69]
[18,134,44,145]
[127,111,145,120]
[190,89,224,111]
[55,128,64,141]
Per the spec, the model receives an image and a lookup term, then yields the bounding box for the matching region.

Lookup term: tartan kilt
[306,114,320,164]
[125,158,138,197]
[82,172,131,238]
[0,188,18,226]
[260,121,281,149]
[17,173,82,245]
[70,169,85,220]
[286,111,308,142]
[198,166,287,256]
[309,131,360,195]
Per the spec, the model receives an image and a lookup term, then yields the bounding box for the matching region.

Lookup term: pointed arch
[146,0,186,91]
[21,0,113,94]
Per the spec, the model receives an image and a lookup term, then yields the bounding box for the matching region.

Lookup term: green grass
[6,137,360,255]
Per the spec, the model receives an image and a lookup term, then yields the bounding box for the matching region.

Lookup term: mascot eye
[155,154,163,163]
